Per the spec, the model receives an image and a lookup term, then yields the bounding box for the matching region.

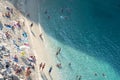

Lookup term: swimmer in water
[44,10,48,14]
[56,47,61,55]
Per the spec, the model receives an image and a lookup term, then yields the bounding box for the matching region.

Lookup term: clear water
[38,0,120,80]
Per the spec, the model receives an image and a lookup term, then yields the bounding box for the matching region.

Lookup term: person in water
[76,75,82,80]
[26,13,30,17]
[94,73,97,76]
[56,47,61,55]
[44,10,48,14]
[61,8,64,13]
[56,63,62,68]
[48,15,50,19]
[102,73,106,77]
[68,62,71,66]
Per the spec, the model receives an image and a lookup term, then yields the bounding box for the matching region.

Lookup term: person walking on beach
[39,62,42,70]
[48,66,53,74]
[42,63,45,71]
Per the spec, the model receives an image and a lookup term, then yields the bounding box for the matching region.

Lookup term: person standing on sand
[39,62,42,70]
[48,66,53,74]
[42,63,45,71]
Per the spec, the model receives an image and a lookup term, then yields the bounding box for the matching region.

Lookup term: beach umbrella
[19,45,30,50]
[21,51,25,56]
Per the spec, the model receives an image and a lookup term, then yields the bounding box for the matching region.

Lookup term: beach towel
[5,25,12,29]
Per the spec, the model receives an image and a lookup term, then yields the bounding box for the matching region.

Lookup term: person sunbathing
[15,66,22,75]
[13,55,18,62]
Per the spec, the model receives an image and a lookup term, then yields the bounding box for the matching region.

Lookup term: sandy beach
[0,0,61,80]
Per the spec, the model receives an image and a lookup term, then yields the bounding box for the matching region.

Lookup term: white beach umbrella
[19,45,30,50]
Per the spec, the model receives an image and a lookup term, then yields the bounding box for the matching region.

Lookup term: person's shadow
[31,30,36,37]
[49,74,53,80]
[40,71,48,80]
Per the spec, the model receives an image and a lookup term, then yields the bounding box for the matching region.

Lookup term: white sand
[7,0,62,80]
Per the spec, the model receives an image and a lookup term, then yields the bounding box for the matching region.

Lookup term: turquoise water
[38,0,120,80]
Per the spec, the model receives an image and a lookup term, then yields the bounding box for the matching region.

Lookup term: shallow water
[38,0,120,80]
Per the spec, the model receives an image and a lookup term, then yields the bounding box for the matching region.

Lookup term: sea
[38,0,120,80]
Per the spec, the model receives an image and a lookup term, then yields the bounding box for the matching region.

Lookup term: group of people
[39,62,53,75]
[39,62,46,71]
[0,1,39,79]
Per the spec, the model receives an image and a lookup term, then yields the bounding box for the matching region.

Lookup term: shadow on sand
[40,71,48,80]
[49,74,53,80]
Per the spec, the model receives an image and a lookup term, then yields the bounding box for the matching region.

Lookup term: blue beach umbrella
[22,32,27,38]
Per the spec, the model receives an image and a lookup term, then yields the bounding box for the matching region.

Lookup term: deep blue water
[38,0,120,80]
